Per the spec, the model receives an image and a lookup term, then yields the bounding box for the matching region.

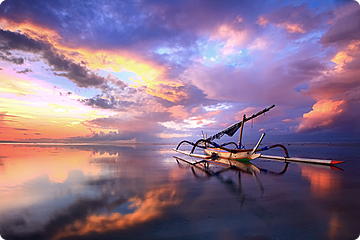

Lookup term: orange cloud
[297,100,345,133]
[235,15,243,23]
[1,20,188,102]
[331,41,359,70]
[71,49,187,102]
[256,16,269,26]
[277,22,305,33]
[257,16,305,33]
[1,19,63,47]
[282,118,294,122]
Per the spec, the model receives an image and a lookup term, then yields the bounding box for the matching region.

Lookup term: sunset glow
[1,0,359,143]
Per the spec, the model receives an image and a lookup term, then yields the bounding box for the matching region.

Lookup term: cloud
[81,95,134,110]
[13,128,29,131]
[67,130,136,142]
[0,51,24,64]
[0,29,108,89]
[168,105,189,119]
[321,2,360,45]
[297,100,345,133]
[106,73,127,90]
[257,4,328,36]
[79,111,172,142]
[0,113,19,124]
[210,24,251,55]
[1,0,359,142]
[16,68,32,74]
[43,50,106,88]
[298,38,360,135]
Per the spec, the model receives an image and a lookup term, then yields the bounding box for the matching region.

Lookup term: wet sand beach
[0,143,359,240]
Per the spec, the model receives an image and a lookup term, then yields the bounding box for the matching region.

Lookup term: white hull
[204,148,261,160]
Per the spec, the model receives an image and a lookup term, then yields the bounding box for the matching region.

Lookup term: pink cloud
[205,109,222,118]
[168,105,189,119]
[297,100,345,133]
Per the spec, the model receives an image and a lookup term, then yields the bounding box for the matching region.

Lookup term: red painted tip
[330,160,344,165]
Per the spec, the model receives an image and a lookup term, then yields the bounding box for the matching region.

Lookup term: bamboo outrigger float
[173,105,344,166]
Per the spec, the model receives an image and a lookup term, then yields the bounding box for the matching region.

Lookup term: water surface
[0,143,359,240]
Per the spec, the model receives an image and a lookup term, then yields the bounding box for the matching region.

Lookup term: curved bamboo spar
[260,155,344,165]
[207,104,275,141]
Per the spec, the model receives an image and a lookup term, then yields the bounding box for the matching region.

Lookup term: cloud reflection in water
[0,144,180,240]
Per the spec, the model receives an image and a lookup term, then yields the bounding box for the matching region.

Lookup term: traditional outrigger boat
[173,105,344,166]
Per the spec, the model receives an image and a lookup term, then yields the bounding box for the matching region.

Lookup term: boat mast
[238,114,246,148]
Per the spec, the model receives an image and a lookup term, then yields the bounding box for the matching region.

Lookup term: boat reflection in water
[174,156,289,197]
[174,155,344,205]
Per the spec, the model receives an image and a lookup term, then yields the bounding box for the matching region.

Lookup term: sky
[0,0,360,144]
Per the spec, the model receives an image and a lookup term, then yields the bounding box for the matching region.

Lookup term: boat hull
[204,148,261,161]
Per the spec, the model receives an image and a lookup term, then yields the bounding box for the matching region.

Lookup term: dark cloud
[0,29,45,52]
[16,68,32,74]
[13,128,28,131]
[321,3,360,45]
[163,84,209,109]
[0,29,108,88]
[106,73,127,90]
[80,95,135,110]
[288,58,328,78]
[0,51,24,64]
[43,50,106,88]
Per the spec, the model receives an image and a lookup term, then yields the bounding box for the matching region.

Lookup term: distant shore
[1,141,360,147]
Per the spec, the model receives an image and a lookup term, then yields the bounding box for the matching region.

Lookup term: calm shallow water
[0,143,359,240]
